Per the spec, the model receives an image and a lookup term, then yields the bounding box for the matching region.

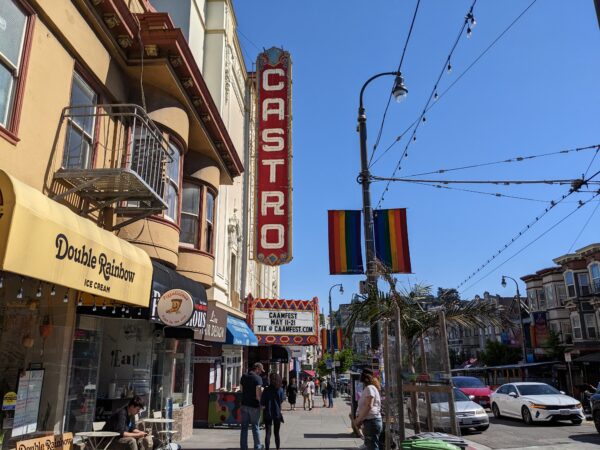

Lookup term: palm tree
[346,261,506,433]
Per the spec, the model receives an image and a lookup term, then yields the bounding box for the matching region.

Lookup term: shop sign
[13,370,44,437]
[151,288,206,330]
[0,170,152,306]
[16,433,73,450]
[156,289,194,327]
[255,47,292,266]
[253,310,315,335]
[248,297,319,346]
[193,356,221,364]
[202,305,227,343]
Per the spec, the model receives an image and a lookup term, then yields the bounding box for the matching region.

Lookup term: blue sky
[233,1,600,311]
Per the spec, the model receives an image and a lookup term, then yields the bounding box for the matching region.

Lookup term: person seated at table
[103,396,152,450]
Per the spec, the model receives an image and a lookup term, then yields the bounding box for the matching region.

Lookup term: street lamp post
[502,275,528,378]
[358,72,408,297]
[329,283,344,390]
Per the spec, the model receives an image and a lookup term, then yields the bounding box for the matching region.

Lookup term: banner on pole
[373,208,411,273]
[328,210,364,275]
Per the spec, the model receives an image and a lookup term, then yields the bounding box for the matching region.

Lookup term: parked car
[490,382,584,425]
[590,388,600,433]
[453,376,493,409]
[408,387,490,433]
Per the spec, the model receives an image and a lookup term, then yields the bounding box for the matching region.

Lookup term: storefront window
[151,338,193,411]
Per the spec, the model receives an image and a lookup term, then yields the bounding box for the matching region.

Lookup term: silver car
[410,387,490,432]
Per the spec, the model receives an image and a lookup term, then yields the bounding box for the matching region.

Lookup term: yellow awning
[0,170,152,307]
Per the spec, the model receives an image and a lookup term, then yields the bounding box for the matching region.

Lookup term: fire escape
[53,104,172,229]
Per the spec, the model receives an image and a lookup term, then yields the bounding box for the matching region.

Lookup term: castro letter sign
[255,47,292,265]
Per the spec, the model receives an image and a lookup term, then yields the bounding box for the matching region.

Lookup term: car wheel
[522,406,533,425]
[594,410,600,433]
[475,425,489,432]
[492,403,502,418]
[571,419,582,425]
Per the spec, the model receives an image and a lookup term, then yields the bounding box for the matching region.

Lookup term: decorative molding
[117,35,132,48]
[144,44,159,57]
[103,13,119,29]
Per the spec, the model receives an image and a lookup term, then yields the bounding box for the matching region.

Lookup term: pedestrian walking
[307,377,315,410]
[261,373,285,450]
[286,378,298,410]
[321,378,328,407]
[353,368,382,450]
[103,396,152,450]
[327,378,334,408]
[301,379,310,410]
[240,362,264,450]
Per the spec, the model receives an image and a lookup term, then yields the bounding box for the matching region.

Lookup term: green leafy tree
[478,340,521,366]
[544,330,564,361]
[334,348,354,373]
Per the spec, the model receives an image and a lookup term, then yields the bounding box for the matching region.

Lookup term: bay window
[571,313,582,340]
[0,0,32,134]
[590,263,600,294]
[544,285,555,309]
[565,272,576,298]
[180,181,216,254]
[556,283,567,306]
[164,141,181,222]
[585,313,598,339]
[578,272,590,296]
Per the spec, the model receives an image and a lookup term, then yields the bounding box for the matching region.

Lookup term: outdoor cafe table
[75,431,120,450]
[141,418,175,449]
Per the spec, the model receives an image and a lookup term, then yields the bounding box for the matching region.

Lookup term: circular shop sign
[157,289,194,327]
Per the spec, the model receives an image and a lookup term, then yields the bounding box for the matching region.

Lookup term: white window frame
[585,313,598,340]
[571,313,582,340]
[544,285,555,309]
[589,262,600,294]
[163,141,180,223]
[565,272,576,298]
[556,283,567,307]
[578,272,591,297]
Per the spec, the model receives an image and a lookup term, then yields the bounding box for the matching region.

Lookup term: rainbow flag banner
[328,210,364,275]
[373,208,412,273]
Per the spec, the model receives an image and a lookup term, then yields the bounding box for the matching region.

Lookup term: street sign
[334,361,341,367]
[565,352,572,363]
[326,359,333,369]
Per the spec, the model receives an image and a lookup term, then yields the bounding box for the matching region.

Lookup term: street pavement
[180,397,600,450]
[462,414,600,450]
[181,395,363,450]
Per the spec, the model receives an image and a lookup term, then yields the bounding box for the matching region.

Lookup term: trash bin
[402,439,461,450]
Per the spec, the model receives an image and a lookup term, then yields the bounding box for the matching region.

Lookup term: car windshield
[430,388,470,403]
[453,377,485,388]
[516,384,560,396]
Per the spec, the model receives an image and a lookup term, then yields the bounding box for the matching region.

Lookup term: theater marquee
[255,47,292,266]
[247,296,319,346]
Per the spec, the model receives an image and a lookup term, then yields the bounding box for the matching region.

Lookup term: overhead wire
[459,190,600,295]
[567,199,600,253]
[400,144,600,179]
[372,176,593,186]
[456,168,600,289]
[409,181,571,204]
[375,0,478,207]
[371,0,539,171]
[369,0,422,166]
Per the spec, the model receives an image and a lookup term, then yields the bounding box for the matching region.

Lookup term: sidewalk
[181,395,363,450]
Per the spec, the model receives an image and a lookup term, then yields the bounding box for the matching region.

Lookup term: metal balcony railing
[53,104,172,228]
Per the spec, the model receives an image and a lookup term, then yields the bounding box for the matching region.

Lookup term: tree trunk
[407,344,421,434]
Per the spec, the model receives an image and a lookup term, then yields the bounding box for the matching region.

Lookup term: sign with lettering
[247,296,319,346]
[202,304,227,343]
[0,170,152,307]
[255,47,292,266]
[16,433,73,450]
[253,310,315,335]
[13,370,44,437]
[156,289,195,327]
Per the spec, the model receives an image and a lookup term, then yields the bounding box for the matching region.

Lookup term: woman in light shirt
[354,368,382,450]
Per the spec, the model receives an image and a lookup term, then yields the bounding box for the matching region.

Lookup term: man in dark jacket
[103,396,150,450]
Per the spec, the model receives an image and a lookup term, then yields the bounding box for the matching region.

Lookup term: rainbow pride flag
[328,210,364,275]
[373,208,412,273]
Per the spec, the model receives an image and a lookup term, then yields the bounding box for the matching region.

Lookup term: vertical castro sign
[256,47,292,265]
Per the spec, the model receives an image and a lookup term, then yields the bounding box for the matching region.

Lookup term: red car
[453,376,493,408]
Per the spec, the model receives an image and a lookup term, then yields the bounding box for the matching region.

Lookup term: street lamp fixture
[358,70,408,348]
[501,275,528,378]
[392,74,409,102]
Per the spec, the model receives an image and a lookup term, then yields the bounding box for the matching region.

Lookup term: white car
[490,382,584,425]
